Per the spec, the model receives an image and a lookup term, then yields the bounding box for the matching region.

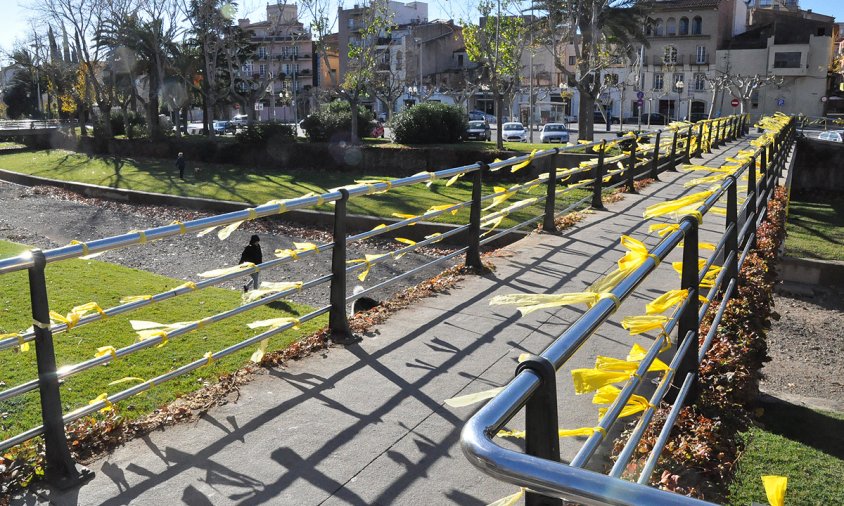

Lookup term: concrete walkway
[33,136,759,506]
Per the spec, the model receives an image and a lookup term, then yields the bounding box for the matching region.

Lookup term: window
[457,54,463,67]
[691,16,702,35]
[604,73,619,86]
[655,19,664,36]
[244,63,253,75]
[751,91,759,108]
[673,73,684,89]
[257,47,267,59]
[679,17,689,36]
[666,18,677,36]
[259,64,266,76]
[773,52,801,68]
[694,73,706,91]
[653,72,664,90]
[663,45,678,64]
[569,55,576,66]
[696,46,707,64]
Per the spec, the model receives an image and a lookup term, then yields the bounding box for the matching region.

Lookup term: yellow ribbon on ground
[425,204,460,216]
[648,223,680,237]
[107,377,145,386]
[88,393,114,413]
[621,315,669,335]
[347,254,389,281]
[571,368,632,394]
[95,345,118,361]
[643,188,717,220]
[510,149,537,173]
[595,354,669,372]
[489,292,599,316]
[49,302,106,330]
[242,281,304,304]
[486,488,525,506]
[646,289,689,314]
[444,387,505,408]
[198,262,255,278]
[2,333,28,352]
[762,475,787,506]
[593,385,652,420]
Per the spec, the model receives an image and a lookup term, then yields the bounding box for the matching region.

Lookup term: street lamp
[675,80,685,122]
[414,37,423,101]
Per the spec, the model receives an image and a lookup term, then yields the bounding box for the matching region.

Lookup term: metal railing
[460,115,795,505]
[0,114,746,488]
[0,119,77,131]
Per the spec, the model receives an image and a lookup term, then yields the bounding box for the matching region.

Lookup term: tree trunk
[578,91,595,140]
[350,96,360,143]
[708,88,718,119]
[495,90,504,150]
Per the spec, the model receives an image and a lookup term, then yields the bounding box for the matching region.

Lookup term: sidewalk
[34,137,757,506]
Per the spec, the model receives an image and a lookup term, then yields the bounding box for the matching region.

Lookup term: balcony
[689,53,710,65]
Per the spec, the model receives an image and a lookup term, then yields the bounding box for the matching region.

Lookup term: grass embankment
[785,196,844,262]
[729,402,844,505]
[0,240,323,439]
[0,149,595,228]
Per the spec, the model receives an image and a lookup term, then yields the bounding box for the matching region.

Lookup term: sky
[1,0,842,65]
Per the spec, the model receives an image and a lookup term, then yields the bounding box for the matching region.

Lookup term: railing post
[716,119,724,147]
[725,177,739,282]
[626,135,638,193]
[329,189,357,344]
[683,125,693,163]
[669,217,700,405]
[517,355,562,506]
[746,155,758,248]
[543,155,559,233]
[649,130,662,180]
[703,121,712,154]
[694,122,704,158]
[465,164,485,272]
[591,141,606,210]
[29,249,92,489]
[668,131,679,171]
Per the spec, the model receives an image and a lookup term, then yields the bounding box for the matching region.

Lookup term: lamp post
[675,80,685,122]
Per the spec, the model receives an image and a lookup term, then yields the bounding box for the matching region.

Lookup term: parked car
[640,113,668,125]
[501,122,527,142]
[229,114,249,131]
[539,123,569,143]
[469,110,496,124]
[817,130,843,143]
[465,120,491,141]
[594,111,619,125]
[689,113,708,123]
[212,120,229,135]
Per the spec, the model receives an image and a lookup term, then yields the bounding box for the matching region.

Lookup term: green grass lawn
[785,196,844,262]
[728,401,844,505]
[0,240,324,439]
[0,148,593,228]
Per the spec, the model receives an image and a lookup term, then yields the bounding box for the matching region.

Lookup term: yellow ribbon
[646,289,690,314]
[391,213,419,224]
[617,235,659,271]
[88,393,114,413]
[482,187,517,211]
[489,292,600,316]
[169,220,187,234]
[347,254,389,281]
[648,223,680,237]
[485,488,525,506]
[49,302,106,330]
[120,295,153,304]
[425,204,460,216]
[203,351,215,367]
[497,426,605,440]
[1,333,28,352]
[444,387,505,408]
[175,281,198,291]
[69,239,106,259]
[242,281,305,304]
[595,354,669,373]
[107,377,145,386]
[510,149,537,173]
[570,368,633,394]
[643,188,717,220]
[198,262,255,278]
[445,172,464,186]
[593,385,653,420]
[621,315,669,335]
[247,317,301,330]
[95,345,118,361]
[762,475,787,506]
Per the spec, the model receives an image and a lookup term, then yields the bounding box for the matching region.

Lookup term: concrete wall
[792,136,844,192]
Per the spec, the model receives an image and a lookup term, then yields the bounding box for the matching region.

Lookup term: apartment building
[237,3,315,122]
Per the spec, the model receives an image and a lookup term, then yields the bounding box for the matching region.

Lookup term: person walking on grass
[176,152,186,180]
[240,234,262,292]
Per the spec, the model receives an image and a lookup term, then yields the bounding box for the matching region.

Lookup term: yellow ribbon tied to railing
[119,294,153,304]
[354,179,393,194]
[94,345,118,361]
[131,320,194,347]
[88,393,114,413]
[486,488,525,506]
[391,212,419,224]
[347,253,389,281]
[274,242,319,260]
[444,387,505,408]
[646,288,689,314]
[445,172,465,186]
[510,149,537,173]
[594,354,669,373]
[648,223,680,237]
[242,281,304,304]
[483,187,517,211]
[69,240,106,259]
[621,315,669,335]
[108,377,145,386]
[762,475,787,506]
[425,204,460,216]
[198,262,256,278]
[643,188,717,220]
[2,333,28,352]
[617,235,659,271]
[217,208,258,240]
[497,426,605,440]
[246,317,301,363]
[593,385,652,419]
[571,368,633,395]
[393,238,416,259]
[49,302,106,330]
[489,292,599,316]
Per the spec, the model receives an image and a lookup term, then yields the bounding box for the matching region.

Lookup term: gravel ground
[0,181,458,309]
[761,284,844,405]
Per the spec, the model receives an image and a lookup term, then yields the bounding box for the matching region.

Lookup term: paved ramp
[32,137,760,506]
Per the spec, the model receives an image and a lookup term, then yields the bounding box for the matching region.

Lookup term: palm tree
[534,0,650,139]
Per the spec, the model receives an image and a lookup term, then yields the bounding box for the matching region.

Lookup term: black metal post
[626,135,638,193]
[329,189,357,344]
[725,177,739,282]
[591,141,606,210]
[668,131,679,171]
[746,156,758,248]
[517,355,562,506]
[543,154,559,233]
[649,131,662,180]
[29,249,92,489]
[465,164,485,272]
[684,125,693,163]
[668,217,700,404]
[695,122,704,158]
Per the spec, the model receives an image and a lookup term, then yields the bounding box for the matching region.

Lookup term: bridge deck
[31,136,764,505]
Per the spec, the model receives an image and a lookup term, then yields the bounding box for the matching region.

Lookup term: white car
[817,130,843,142]
[502,122,527,142]
[539,123,570,143]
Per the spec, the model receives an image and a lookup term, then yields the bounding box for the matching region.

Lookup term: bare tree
[726,73,783,115]
[704,72,731,119]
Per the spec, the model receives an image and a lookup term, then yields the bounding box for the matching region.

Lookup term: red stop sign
[731,98,740,108]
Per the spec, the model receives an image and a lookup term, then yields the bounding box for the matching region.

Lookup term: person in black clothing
[240,234,262,292]
[176,152,186,180]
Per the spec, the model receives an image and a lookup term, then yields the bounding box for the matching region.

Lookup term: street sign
[636,91,645,100]
[254,102,264,111]
[731,98,740,108]
[636,99,644,107]
[776,98,785,107]
[821,96,828,103]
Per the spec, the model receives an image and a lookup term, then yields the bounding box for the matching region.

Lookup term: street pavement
[28,135,760,506]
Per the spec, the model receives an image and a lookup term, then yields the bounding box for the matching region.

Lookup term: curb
[777,255,844,287]
[0,168,528,249]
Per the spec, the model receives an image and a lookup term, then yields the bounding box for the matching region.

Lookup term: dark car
[594,111,619,125]
[465,120,491,141]
[640,113,668,125]
[689,112,708,123]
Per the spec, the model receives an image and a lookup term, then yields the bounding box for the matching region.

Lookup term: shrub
[300,101,373,142]
[390,103,467,144]
[235,122,295,146]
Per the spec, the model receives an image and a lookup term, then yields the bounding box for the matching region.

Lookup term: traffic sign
[731,98,740,108]
[776,98,785,106]
[636,99,644,107]
[636,91,645,100]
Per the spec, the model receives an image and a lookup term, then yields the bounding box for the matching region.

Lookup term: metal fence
[0,114,746,488]
[460,115,795,505]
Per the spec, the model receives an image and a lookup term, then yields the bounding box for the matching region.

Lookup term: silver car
[817,130,843,142]
[502,122,527,142]
[539,123,570,143]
